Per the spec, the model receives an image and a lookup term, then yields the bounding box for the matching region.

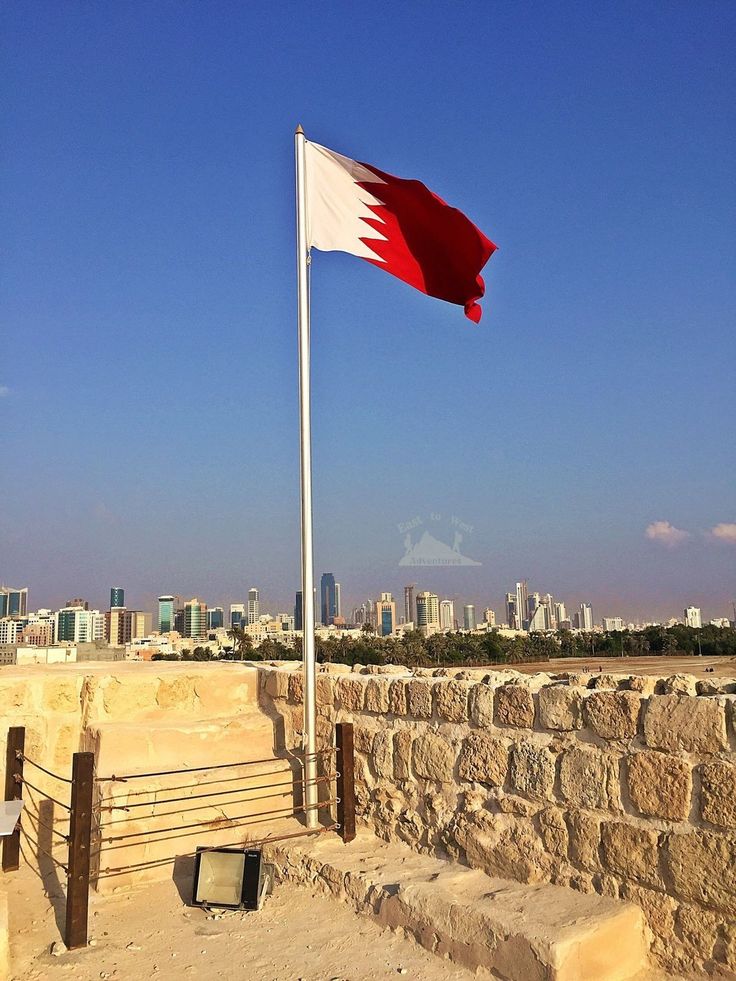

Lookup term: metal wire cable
[22,809,70,843]
[19,786,71,825]
[93,823,339,879]
[20,828,69,874]
[96,787,293,829]
[16,752,73,785]
[91,798,339,853]
[14,775,71,812]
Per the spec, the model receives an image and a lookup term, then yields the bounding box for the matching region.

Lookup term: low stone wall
[259,662,736,978]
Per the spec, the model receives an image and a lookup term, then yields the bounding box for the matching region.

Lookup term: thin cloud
[708,523,736,545]
[645,520,690,547]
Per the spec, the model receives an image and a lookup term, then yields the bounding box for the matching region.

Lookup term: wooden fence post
[2,726,25,872]
[65,751,94,950]
[336,722,356,843]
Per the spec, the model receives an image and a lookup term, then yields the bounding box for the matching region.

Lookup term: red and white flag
[304,142,497,323]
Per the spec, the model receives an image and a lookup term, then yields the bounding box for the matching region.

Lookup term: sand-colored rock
[364,677,390,713]
[700,760,736,828]
[335,676,364,711]
[666,829,736,915]
[412,732,455,782]
[676,904,719,962]
[393,728,412,780]
[406,679,433,718]
[509,740,555,801]
[372,729,393,779]
[644,694,728,753]
[627,751,692,821]
[457,731,507,785]
[494,683,535,729]
[600,822,661,888]
[468,683,494,727]
[566,808,602,871]
[584,691,641,740]
[388,678,407,715]
[287,670,304,704]
[264,668,289,699]
[434,680,470,722]
[538,686,583,731]
[559,746,616,811]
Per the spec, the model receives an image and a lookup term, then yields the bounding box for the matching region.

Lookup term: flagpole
[295,123,318,828]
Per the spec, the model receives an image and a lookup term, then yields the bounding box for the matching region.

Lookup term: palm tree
[227,625,254,660]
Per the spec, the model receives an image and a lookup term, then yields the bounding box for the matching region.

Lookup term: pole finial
[295,123,304,135]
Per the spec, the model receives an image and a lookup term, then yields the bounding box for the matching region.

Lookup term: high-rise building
[56,606,105,644]
[579,603,594,631]
[542,594,556,629]
[505,593,518,629]
[416,592,440,635]
[515,581,529,630]
[107,608,149,645]
[207,608,224,630]
[684,606,702,629]
[463,604,477,630]
[528,605,547,631]
[0,587,28,618]
[110,587,124,609]
[554,602,567,627]
[527,592,541,623]
[184,598,207,639]
[230,603,245,628]
[334,582,342,620]
[320,573,337,626]
[439,599,455,631]
[404,584,416,626]
[247,588,260,625]
[602,617,624,631]
[483,608,496,626]
[294,592,303,632]
[0,619,22,644]
[374,592,396,637]
[158,595,175,633]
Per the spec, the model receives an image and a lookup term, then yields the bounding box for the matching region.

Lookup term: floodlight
[192,847,270,911]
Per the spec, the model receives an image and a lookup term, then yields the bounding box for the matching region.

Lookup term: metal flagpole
[294,124,318,828]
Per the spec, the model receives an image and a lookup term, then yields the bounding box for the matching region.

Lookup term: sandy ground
[504,655,736,680]
[6,861,477,981]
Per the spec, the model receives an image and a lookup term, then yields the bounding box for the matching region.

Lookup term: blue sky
[2,1,734,621]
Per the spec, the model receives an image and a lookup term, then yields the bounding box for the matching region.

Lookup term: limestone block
[621,882,677,943]
[98,676,158,718]
[659,674,698,696]
[509,741,556,801]
[676,904,719,962]
[626,675,657,695]
[156,675,196,712]
[584,691,641,740]
[434,681,470,723]
[468,684,494,728]
[50,722,78,772]
[600,822,661,888]
[336,676,364,711]
[0,679,29,712]
[393,729,412,780]
[666,830,736,915]
[494,684,535,729]
[700,761,736,828]
[315,674,334,707]
[538,807,568,859]
[457,732,507,785]
[372,730,393,779]
[644,694,728,753]
[42,677,80,714]
[353,726,375,754]
[191,669,258,717]
[627,751,692,821]
[388,679,407,715]
[288,671,304,704]
[538,686,583,731]
[494,793,538,817]
[407,680,433,718]
[364,678,390,714]
[412,732,455,783]
[592,674,621,690]
[460,817,552,884]
[559,746,616,811]
[264,669,289,699]
[566,808,602,871]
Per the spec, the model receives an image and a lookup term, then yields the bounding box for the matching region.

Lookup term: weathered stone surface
[584,691,641,740]
[264,669,289,699]
[627,751,692,821]
[372,730,393,779]
[315,674,334,706]
[468,684,494,728]
[538,686,583,731]
[353,725,374,754]
[626,676,657,695]
[700,761,736,828]
[666,830,736,915]
[566,809,601,871]
[494,684,535,729]
[457,732,507,785]
[459,817,552,884]
[364,678,390,714]
[42,678,80,714]
[388,679,407,715]
[407,680,433,718]
[288,671,304,704]
[644,694,728,753]
[412,732,455,783]
[156,675,196,711]
[659,674,698,696]
[101,677,159,718]
[393,728,412,781]
[538,807,568,859]
[621,882,677,943]
[559,747,615,811]
[435,681,470,722]
[600,822,660,887]
[676,904,719,962]
[336,676,364,711]
[509,741,556,801]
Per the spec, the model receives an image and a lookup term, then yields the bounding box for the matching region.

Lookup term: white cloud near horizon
[645,520,690,547]
[708,522,736,545]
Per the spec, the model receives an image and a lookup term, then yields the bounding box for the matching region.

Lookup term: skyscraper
[439,598,455,631]
[320,573,337,626]
[110,587,124,609]
[579,603,594,631]
[374,593,396,637]
[404,584,416,626]
[207,608,224,630]
[0,587,28,618]
[505,593,518,629]
[684,606,702,628]
[463,604,477,630]
[230,603,245,628]
[334,582,342,620]
[416,592,440,635]
[515,581,529,630]
[483,608,496,626]
[247,588,260,625]
[184,598,208,639]
[554,602,567,626]
[158,595,175,633]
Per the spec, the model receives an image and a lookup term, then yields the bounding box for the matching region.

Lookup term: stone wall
[259,662,736,978]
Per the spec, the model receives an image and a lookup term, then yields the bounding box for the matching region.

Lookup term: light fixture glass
[193,849,246,908]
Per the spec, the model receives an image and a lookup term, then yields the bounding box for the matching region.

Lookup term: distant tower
[320,573,337,626]
[416,592,440,635]
[334,582,342,620]
[158,595,175,633]
[684,606,702,629]
[505,593,518,629]
[404,584,416,626]
[439,599,455,631]
[110,587,124,609]
[579,603,594,630]
[515,581,529,629]
[374,593,396,636]
[247,588,260,625]
[463,604,477,630]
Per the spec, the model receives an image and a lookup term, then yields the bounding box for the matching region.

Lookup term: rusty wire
[14,775,71,812]
[96,765,292,803]
[22,808,70,843]
[20,828,69,875]
[16,752,72,784]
